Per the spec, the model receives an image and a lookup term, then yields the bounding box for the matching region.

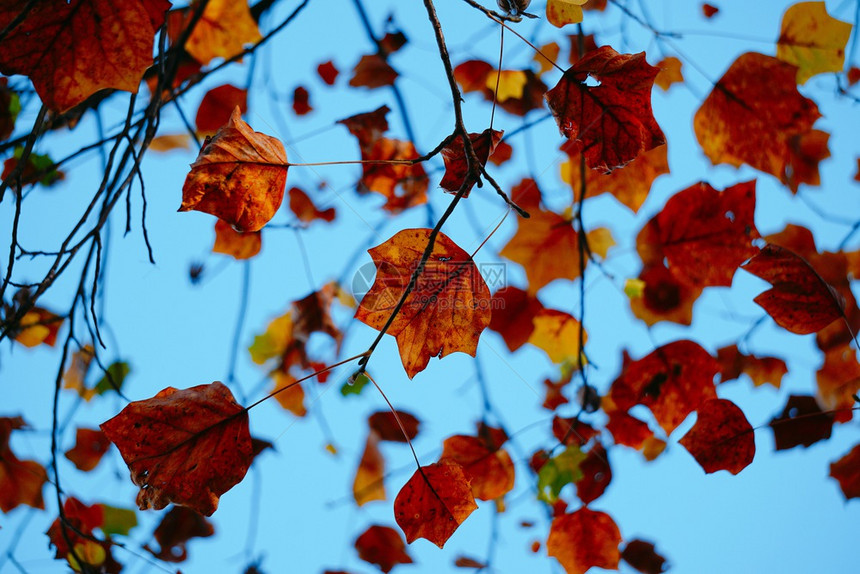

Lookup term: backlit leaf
[783,129,830,193]
[64,428,111,472]
[293,86,312,115]
[537,445,586,504]
[350,54,398,89]
[575,443,611,503]
[355,229,491,378]
[816,343,860,423]
[527,309,586,364]
[488,286,545,352]
[680,398,755,474]
[546,0,588,27]
[368,411,420,442]
[100,381,253,516]
[716,345,787,388]
[213,219,261,260]
[394,459,477,548]
[13,307,62,348]
[359,138,429,213]
[317,60,339,85]
[0,416,47,512]
[629,263,703,326]
[196,84,248,135]
[547,508,621,574]
[354,525,413,573]
[441,434,515,501]
[777,2,852,84]
[654,57,683,90]
[353,431,386,506]
[439,129,503,195]
[180,107,288,232]
[145,505,214,563]
[170,0,262,66]
[829,444,860,499]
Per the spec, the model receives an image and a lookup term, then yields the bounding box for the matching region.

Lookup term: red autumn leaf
[848,67,860,86]
[212,219,262,260]
[680,398,755,474]
[816,343,860,423]
[606,408,654,450]
[568,33,599,64]
[547,508,622,574]
[64,428,111,472]
[354,525,413,573]
[575,443,612,503]
[0,78,17,142]
[488,139,513,166]
[622,539,667,574]
[288,187,336,223]
[0,416,47,512]
[716,345,787,388]
[741,243,845,334]
[338,106,391,152]
[545,46,665,171]
[355,229,491,378]
[0,0,169,112]
[543,372,572,411]
[783,130,830,193]
[368,410,421,442]
[454,60,494,93]
[167,0,261,66]
[552,415,598,447]
[488,286,545,352]
[350,54,398,89]
[100,381,253,516]
[439,129,503,195]
[317,60,339,85]
[145,505,214,562]
[291,284,343,346]
[829,443,860,500]
[379,31,408,54]
[454,555,487,568]
[353,431,386,506]
[195,84,248,135]
[293,86,313,115]
[629,263,703,326]
[359,137,429,213]
[393,459,478,548]
[702,3,719,18]
[609,340,719,434]
[637,180,760,287]
[13,306,63,348]
[46,497,121,573]
[694,52,820,182]
[441,434,516,500]
[770,394,834,450]
[180,107,288,232]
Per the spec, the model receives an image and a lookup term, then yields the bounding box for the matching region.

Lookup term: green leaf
[340,373,370,397]
[538,445,586,504]
[94,361,130,396]
[98,504,137,536]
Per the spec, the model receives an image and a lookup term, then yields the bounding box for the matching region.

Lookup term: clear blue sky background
[1,1,859,573]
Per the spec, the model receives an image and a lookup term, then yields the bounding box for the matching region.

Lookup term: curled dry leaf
[741,243,845,334]
[545,46,665,171]
[0,0,169,112]
[393,459,477,548]
[180,106,288,233]
[354,525,413,573]
[100,381,252,516]
[355,229,491,378]
[547,508,622,574]
[680,398,755,474]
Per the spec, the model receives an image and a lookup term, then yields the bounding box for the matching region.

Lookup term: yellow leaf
[546,0,588,28]
[534,42,561,77]
[528,309,586,364]
[181,0,263,66]
[777,1,852,84]
[624,278,646,298]
[485,70,527,102]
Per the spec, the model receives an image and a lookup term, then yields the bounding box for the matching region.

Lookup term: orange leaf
[359,137,428,213]
[621,539,667,574]
[145,505,214,563]
[741,243,845,334]
[527,308,586,364]
[829,444,860,500]
[170,0,262,66]
[100,381,252,516]
[288,187,335,223]
[816,343,860,423]
[0,0,169,112]
[441,435,515,501]
[680,398,755,474]
[180,106,288,232]
[271,372,307,417]
[13,307,63,348]
[654,56,684,90]
[638,180,760,287]
[355,229,491,378]
[609,340,719,434]
[489,286,545,352]
[629,263,703,326]
[212,219,261,260]
[547,508,621,574]
[353,431,386,506]
[393,459,477,548]
[545,46,665,171]
[337,105,390,152]
[439,129,503,195]
[0,417,47,512]
[716,345,787,388]
[770,394,834,450]
[368,411,421,442]
[694,52,820,181]
[64,428,111,472]
[354,525,413,573]
[196,84,248,135]
[783,129,830,193]
[350,54,398,89]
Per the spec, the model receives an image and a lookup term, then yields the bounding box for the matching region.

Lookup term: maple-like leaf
[769,394,834,450]
[622,539,667,574]
[784,129,830,193]
[170,0,262,66]
[535,42,562,77]
[100,381,253,516]
[741,243,845,334]
[393,459,477,548]
[64,428,111,472]
[546,0,588,27]
[716,345,787,388]
[355,229,491,378]
[545,46,665,171]
[439,129,503,195]
[680,398,755,474]
[485,70,527,102]
[213,219,261,260]
[561,142,669,213]
[354,525,413,573]
[605,407,654,451]
[488,286,545,352]
[0,416,47,512]
[655,57,684,90]
[609,340,719,434]
[196,85,248,135]
[637,180,760,287]
[353,431,386,506]
[0,0,169,112]
[145,505,214,562]
[527,309,586,364]
[829,444,860,500]
[180,107,288,232]
[289,187,336,223]
[777,1,852,84]
[629,263,703,326]
[441,434,515,501]
[359,137,429,213]
[547,508,622,574]
[694,52,821,181]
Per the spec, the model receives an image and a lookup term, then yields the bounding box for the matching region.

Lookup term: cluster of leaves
[1,0,859,573]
